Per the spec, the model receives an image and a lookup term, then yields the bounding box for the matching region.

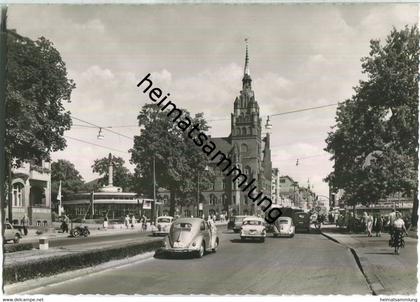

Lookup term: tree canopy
[51,159,84,203]
[6,31,75,166]
[92,155,133,192]
[130,104,213,216]
[325,26,419,210]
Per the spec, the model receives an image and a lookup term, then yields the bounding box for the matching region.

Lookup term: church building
[159,41,272,218]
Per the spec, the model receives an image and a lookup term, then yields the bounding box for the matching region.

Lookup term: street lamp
[197,165,209,217]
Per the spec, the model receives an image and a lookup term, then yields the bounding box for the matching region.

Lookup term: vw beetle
[240,216,267,242]
[157,218,219,258]
[153,216,174,236]
[273,216,295,238]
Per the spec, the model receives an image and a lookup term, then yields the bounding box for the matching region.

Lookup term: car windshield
[279,220,289,225]
[158,218,171,223]
[243,220,261,225]
[173,222,192,231]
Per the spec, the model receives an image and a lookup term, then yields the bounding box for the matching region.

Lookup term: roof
[173,218,203,224]
[211,137,232,154]
[243,216,265,222]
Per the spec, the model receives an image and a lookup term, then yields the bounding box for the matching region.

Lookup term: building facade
[7,160,52,226]
[271,168,280,204]
[158,42,272,218]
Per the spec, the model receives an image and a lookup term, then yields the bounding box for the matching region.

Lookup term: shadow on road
[230,239,264,244]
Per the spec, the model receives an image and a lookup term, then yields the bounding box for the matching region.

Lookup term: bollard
[39,237,49,250]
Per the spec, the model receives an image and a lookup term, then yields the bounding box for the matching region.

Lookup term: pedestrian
[124,214,130,229]
[103,214,108,229]
[21,214,29,235]
[389,212,407,255]
[131,215,136,229]
[366,213,373,237]
[373,214,384,237]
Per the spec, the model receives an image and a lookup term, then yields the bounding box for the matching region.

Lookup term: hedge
[4,243,35,253]
[4,239,164,284]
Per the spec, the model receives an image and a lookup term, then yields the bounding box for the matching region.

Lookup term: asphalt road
[25,229,372,295]
[21,230,153,248]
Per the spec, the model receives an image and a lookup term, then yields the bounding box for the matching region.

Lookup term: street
[24,228,372,295]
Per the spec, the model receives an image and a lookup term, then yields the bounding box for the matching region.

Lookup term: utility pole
[0,7,8,223]
[152,156,156,224]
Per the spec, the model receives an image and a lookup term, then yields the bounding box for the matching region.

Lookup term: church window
[240,143,248,154]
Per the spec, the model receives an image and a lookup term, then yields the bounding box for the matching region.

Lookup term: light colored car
[273,217,295,238]
[232,215,248,233]
[240,216,267,242]
[153,216,174,236]
[158,218,219,258]
[3,223,22,244]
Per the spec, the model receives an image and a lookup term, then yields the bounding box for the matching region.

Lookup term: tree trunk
[169,190,176,217]
[7,155,12,223]
[411,192,418,228]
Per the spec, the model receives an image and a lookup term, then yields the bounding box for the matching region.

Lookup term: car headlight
[192,241,196,247]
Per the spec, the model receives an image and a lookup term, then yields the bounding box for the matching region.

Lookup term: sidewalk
[321,226,417,295]
[20,221,227,243]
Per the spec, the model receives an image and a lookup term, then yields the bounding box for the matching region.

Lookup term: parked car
[3,223,22,243]
[293,211,311,233]
[240,216,266,242]
[273,217,295,238]
[153,216,174,236]
[232,215,248,233]
[157,218,219,258]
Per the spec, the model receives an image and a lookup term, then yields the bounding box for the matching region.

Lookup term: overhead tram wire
[71,116,133,140]
[206,102,341,122]
[64,135,128,155]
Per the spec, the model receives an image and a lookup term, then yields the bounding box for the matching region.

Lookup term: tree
[5,30,75,221]
[325,26,419,224]
[130,104,213,217]
[51,159,84,206]
[92,155,133,192]
[6,30,75,166]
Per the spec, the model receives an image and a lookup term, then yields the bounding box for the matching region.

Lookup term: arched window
[12,183,24,207]
[241,143,248,154]
[209,194,217,206]
[242,127,247,136]
[244,166,252,176]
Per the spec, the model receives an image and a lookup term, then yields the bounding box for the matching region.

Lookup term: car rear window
[158,218,171,223]
[173,223,192,231]
[279,220,289,224]
[243,220,262,225]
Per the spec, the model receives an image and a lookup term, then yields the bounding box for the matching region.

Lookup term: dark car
[293,211,311,233]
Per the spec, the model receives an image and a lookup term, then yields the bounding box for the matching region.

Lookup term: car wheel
[197,242,205,258]
[13,234,20,243]
[212,239,219,253]
[240,236,245,241]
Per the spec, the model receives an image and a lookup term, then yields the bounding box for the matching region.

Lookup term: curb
[3,238,164,284]
[320,231,381,295]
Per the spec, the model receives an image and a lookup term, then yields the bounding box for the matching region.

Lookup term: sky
[8,4,419,197]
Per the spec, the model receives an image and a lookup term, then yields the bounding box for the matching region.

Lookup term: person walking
[389,212,408,255]
[366,213,373,237]
[103,214,108,229]
[21,214,29,235]
[373,214,384,237]
[131,214,136,229]
[124,214,130,229]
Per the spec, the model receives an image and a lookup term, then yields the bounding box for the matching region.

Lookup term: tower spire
[244,38,250,76]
